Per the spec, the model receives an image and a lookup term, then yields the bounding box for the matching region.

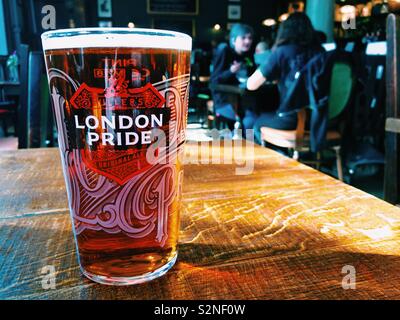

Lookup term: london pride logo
[70,69,165,110]
[69,68,169,185]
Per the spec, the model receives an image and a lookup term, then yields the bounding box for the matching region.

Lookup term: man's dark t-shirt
[210,43,256,108]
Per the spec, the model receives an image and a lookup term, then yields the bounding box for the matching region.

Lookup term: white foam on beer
[42,28,192,51]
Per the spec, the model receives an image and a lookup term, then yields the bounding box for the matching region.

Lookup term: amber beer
[42,28,192,285]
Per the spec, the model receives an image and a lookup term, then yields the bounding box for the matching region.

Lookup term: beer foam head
[42,28,192,51]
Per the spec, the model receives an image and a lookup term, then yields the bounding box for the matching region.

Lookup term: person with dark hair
[210,23,257,131]
[315,30,328,45]
[247,12,324,144]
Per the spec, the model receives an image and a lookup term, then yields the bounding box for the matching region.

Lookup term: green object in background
[244,57,254,68]
[328,62,354,120]
[6,51,19,82]
[40,76,51,147]
[197,93,210,100]
[306,0,334,42]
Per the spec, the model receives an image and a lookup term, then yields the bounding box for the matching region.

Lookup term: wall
[2,0,292,53]
[0,0,8,55]
[110,0,290,45]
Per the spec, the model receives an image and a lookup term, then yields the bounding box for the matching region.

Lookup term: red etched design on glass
[70,70,165,110]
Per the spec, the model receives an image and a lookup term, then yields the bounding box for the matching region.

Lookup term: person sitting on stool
[246,12,324,145]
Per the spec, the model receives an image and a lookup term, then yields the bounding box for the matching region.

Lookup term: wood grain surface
[1,142,400,300]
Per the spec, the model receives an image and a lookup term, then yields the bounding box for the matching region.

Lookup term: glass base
[80,253,178,286]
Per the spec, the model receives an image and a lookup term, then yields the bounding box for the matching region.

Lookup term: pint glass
[41,28,192,285]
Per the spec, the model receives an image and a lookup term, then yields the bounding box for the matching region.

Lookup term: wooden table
[1,142,400,300]
[209,83,247,96]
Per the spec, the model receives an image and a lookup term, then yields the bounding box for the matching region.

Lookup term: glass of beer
[41,28,192,285]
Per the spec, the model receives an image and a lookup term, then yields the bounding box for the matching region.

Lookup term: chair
[260,61,355,181]
[0,98,18,137]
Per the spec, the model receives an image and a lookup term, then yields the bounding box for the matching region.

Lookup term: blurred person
[253,40,279,118]
[210,23,257,131]
[247,12,324,145]
[254,41,272,67]
[255,41,269,54]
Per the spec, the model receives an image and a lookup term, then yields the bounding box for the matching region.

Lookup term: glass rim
[41,27,192,51]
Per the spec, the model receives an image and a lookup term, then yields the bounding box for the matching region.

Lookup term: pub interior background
[0,0,398,204]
